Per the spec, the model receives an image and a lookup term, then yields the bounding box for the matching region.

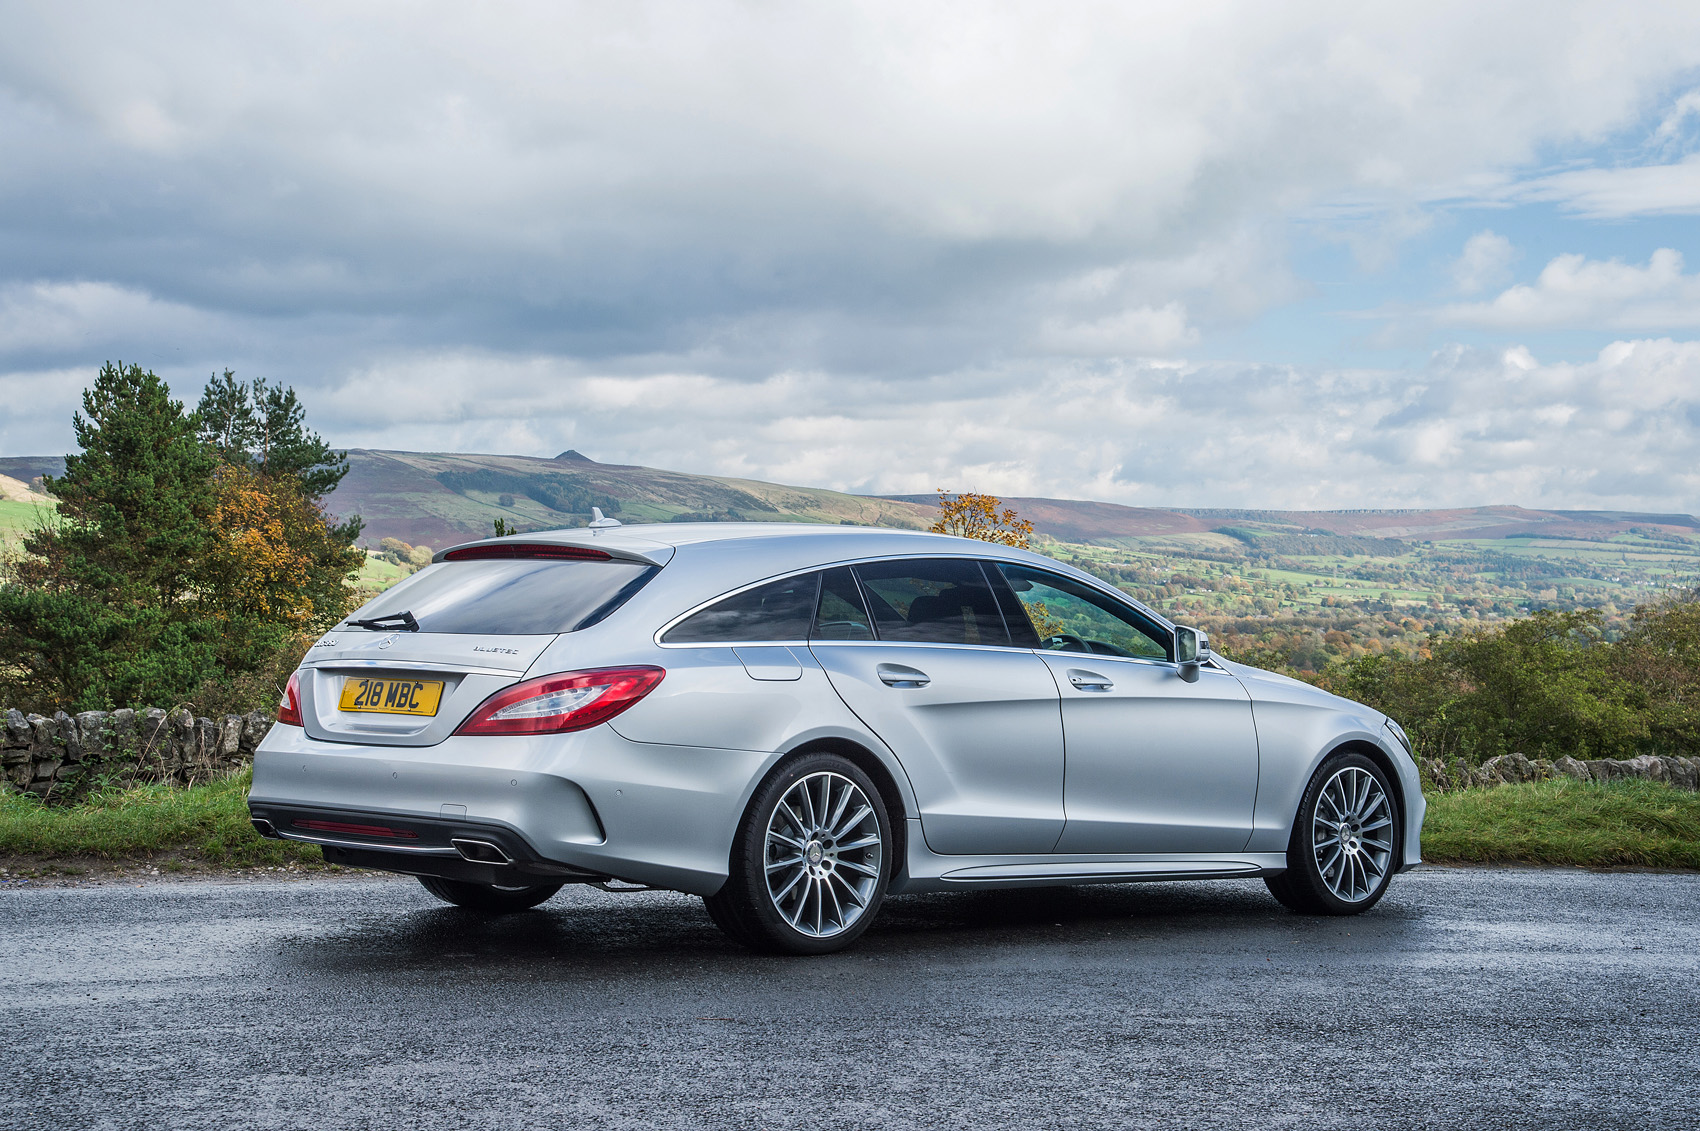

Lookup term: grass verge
[1422,778,1700,868]
[0,769,323,868]
[4,772,1699,873]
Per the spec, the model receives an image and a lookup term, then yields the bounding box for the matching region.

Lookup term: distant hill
[4,451,1696,551]
[879,494,1700,547]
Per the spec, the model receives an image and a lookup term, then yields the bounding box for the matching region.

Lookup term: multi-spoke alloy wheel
[763,771,883,938]
[1310,765,1394,903]
[705,752,892,954]
[1266,751,1399,915]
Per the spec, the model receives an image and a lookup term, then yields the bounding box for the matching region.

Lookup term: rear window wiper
[345,611,420,632]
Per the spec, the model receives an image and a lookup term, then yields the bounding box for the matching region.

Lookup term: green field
[4,770,1695,873]
[0,498,51,553]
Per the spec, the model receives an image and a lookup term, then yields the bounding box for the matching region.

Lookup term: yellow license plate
[338,677,445,716]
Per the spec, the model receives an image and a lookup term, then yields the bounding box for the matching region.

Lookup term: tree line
[0,362,363,713]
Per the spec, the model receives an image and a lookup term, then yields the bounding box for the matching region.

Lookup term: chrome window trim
[656,544,1190,663]
[653,552,1012,648]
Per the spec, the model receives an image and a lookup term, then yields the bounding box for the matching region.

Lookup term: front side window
[662,573,821,643]
[998,564,1170,660]
[852,559,1011,647]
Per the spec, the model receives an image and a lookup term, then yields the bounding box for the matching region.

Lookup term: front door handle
[1067,669,1114,692]
[877,663,930,688]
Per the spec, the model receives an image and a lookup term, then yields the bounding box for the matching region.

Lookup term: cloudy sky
[3,2,1700,511]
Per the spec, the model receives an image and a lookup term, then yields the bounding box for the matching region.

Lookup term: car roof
[436,521,1050,564]
[430,520,1177,633]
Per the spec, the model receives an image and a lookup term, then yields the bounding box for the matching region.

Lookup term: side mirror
[1175,626,1210,682]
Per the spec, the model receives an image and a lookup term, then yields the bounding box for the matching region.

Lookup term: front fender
[1224,661,1424,869]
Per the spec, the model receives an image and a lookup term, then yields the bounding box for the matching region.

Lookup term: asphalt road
[2,867,1697,1131]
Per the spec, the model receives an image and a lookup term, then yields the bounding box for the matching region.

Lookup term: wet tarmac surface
[2,867,1697,1130]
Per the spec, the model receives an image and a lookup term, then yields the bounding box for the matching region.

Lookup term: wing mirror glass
[1175,626,1210,682]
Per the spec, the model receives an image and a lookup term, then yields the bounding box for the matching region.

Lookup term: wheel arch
[780,737,910,874]
[1316,738,1407,857]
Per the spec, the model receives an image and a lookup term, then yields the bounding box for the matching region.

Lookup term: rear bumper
[247,800,607,886]
[249,722,781,896]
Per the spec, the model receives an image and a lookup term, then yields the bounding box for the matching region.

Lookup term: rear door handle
[877,663,930,688]
[1067,669,1114,692]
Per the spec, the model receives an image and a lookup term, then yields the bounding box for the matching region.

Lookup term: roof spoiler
[431,538,673,568]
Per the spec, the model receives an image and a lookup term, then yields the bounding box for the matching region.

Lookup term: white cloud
[1037,303,1198,356]
[272,337,1700,513]
[1521,154,1700,218]
[1439,249,1700,329]
[0,281,220,354]
[1451,230,1515,294]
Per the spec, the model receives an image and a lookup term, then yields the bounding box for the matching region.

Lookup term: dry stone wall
[1421,751,1700,792]
[1,706,274,800]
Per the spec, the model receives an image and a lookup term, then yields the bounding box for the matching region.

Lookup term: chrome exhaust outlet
[451,838,513,865]
[250,818,281,840]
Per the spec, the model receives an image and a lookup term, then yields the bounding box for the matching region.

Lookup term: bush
[1306,596,1700,765]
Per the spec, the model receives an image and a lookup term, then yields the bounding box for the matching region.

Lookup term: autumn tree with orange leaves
[929,490,1034,548]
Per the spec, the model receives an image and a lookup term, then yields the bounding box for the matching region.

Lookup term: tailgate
[299,630,555,746]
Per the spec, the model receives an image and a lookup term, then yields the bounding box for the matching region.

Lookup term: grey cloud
[6,4,1700,511]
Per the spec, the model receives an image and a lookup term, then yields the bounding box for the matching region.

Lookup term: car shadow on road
[268,877,1422,982]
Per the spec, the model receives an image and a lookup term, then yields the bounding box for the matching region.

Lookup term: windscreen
[346,559,658,635]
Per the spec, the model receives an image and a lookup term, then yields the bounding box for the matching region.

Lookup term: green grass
[0,496,53,551]
[5,770,1698,872]
[0,769,323,867]
[1423,779,1700,868]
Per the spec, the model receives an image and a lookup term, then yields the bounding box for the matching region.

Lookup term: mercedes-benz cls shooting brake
[249,523,1425,954]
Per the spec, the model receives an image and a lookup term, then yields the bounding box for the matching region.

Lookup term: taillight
[455,667,665,736]
[277,671,304,726]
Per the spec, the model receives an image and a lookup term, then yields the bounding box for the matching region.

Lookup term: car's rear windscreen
[346,559,658,635]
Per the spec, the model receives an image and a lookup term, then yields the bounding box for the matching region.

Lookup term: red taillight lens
[455,667,665,736]
[277,671,304,726]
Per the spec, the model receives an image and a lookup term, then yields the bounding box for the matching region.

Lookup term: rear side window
[812,566,873,640]
[662,573,822,643]
[852,559,1011,646]
[347,560,657,635]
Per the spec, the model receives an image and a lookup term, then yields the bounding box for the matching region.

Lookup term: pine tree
[0,363,223,707]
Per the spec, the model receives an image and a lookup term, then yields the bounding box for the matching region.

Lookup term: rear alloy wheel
[417,875,564,912]
[1266,752,1398,915]
[705,753,891,955]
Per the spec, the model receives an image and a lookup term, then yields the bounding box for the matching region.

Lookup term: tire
[1265,751,1399,915]
[417,875,564,912]
[704,752,892,955]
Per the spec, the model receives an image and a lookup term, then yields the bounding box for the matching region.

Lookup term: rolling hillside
[5,449,1697,659]
[7,449,1695,553]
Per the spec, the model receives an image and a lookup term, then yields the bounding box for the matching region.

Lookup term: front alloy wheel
[705,753,891,954]
[1266,752,1398,915]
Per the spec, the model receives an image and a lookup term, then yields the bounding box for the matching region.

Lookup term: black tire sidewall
[1288,751,1399,915]
[728,752,893,955]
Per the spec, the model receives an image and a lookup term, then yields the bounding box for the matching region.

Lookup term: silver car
[249,522,1425,954]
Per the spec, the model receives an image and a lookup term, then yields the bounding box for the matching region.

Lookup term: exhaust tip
[250,818,281,840]
[451,838,513,865]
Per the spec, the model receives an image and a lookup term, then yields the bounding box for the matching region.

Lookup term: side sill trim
[940,859,1265,884]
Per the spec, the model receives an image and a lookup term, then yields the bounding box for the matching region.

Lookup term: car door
[808,560,1066,856]
[995,563,1260,855]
